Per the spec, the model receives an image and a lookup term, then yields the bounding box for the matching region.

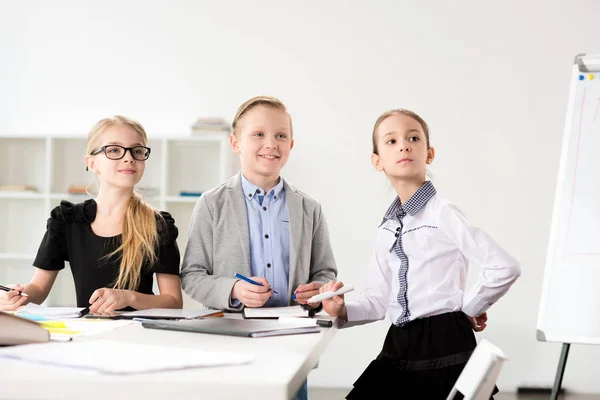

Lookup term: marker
[316,319,333,328]
[307,284,355,303]
[234,273,278,294]
[50,335,73,342]
[0,284,29,297]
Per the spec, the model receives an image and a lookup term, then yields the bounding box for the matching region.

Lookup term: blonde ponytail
[110,193,162,290]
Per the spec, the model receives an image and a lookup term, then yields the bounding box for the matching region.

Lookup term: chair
[446,338,507,400]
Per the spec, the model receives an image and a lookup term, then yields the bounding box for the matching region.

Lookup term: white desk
[0,316,338,400]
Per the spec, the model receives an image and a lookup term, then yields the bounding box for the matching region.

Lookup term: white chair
[446,338,507,400]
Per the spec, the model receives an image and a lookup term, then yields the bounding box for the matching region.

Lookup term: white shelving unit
[0,133,239,307]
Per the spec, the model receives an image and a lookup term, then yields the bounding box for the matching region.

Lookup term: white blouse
[345,181,521,326]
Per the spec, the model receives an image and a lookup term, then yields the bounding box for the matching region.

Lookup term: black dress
[33,199,181,308]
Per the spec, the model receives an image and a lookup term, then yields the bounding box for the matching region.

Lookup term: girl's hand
[231,277,273,308]
[0,284,30,311]
[293,282,323,306]
[467,312,488,332]
[320,280,347,318]
[89,288,133,314]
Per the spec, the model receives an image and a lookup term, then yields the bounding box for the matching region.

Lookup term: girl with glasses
[0,115,183,314]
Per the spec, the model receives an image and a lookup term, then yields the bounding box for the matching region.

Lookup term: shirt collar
[381,181,437,224]
[241,174,285,201]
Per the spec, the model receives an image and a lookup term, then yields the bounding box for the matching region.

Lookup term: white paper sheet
[0,339,254,374]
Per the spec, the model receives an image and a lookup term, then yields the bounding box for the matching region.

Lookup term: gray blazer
[181,172,338,311]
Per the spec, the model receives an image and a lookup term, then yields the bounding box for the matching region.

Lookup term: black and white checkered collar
[381,181,437,224]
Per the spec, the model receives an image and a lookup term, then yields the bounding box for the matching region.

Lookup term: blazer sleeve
[308,204,338,284]
[180,194,242,311]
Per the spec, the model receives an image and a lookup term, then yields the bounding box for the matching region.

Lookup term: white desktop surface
[0,315,338,400]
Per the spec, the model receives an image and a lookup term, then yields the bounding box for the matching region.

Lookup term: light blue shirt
[240,174,290,307]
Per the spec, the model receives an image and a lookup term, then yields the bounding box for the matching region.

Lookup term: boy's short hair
[232,95,293,136]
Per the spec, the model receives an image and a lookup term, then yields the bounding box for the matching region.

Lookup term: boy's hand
[0,284,29,311]
[467,312,488,332]
[293,282,322,306]
[89,288,133,315]
[320,280,347,319]
[232,277,273,308]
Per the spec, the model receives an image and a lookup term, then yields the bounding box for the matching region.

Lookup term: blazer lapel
[285,180,303,285]
[227,173,251,275]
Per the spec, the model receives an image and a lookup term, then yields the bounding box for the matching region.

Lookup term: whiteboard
[537,54,600,345]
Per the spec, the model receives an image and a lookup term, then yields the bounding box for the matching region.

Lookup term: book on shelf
[0,185,38,192]
[67,184,88,194]
[179,191,203,197]
[191,117,231,134]
[137,187,160,197]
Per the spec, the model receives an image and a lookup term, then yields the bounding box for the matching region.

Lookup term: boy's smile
[230,105,294,190]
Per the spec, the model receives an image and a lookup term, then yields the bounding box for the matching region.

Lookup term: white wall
[2,0,600,392]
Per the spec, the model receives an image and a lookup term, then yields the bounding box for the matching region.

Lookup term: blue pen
[234,273,278,294]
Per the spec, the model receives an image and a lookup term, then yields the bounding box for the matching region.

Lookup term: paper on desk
[242,305,309,319]
[0,339,254,374]
[42,319,135,337]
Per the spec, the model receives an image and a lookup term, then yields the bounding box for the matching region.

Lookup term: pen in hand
[234,273,279,294]
[0,284,29,297]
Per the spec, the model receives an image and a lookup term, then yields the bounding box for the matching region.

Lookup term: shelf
[171,133,229,141]
[0,135,236,269]
[0,253,36,260]
[164,196,201,203]
[0,192,45,200]
[49,193,92,200]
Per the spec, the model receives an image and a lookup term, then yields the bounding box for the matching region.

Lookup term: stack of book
[0,185,38,193]
[137,187,160,198]
[67,184,88,194]
[191,117,231,134]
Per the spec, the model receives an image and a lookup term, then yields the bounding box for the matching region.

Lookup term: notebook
[242,305,309,319]
[0,312,50,345]
[142,317,321,338]
[0,339,254,374]
[118,308,224,320]
[16,303,89,319]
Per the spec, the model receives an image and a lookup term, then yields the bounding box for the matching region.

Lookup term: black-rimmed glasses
[90,145,151,161]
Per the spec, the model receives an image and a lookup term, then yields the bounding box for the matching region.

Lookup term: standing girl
[320,109,521,399]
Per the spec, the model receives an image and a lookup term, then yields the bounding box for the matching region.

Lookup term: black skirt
[346,311,498,400]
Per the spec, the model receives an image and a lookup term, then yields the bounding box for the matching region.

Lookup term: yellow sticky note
[44,327,82,335]
[39,321,67,328]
